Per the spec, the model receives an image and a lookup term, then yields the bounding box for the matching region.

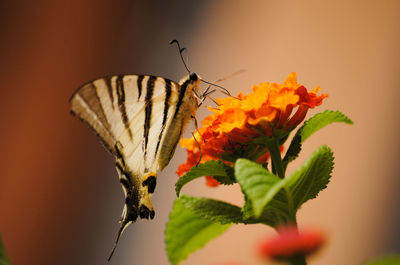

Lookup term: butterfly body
[70,73,200,245]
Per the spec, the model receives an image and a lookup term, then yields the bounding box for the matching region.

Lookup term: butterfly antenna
[207,95,220,106]
[108,219,129,261]
[201,69,246,99]
[200,79,233,97]
[198,86,217,107]
[170,39,190,73]
[214,69,246,84]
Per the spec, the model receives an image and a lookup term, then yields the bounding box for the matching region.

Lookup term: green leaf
[175,160,235,196]
[217,152,237,163]
[362,255,400,265]
[300,110,353,142]
[0,234,11,265]
[241,197,254,220]
[213,174,235,186]
[282,132,302,170]
[286,145,334,210]
[235,158,286,217]
[165,198,231,265]
[242,146,334,225]
[283,110,353,170]
[179,195,282,227]
[241,197,285,227]
[179,195,244,224]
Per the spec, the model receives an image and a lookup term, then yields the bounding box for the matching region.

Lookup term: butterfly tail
[108,218,131,261]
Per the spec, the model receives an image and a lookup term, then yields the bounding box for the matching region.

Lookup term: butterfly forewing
[71,80,117,154]
[71,75,182,172]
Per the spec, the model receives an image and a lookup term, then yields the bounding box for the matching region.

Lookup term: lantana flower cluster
[177,72,328,186]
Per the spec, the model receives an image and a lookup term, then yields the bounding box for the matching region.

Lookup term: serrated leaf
[0,234,11,265]
[213,174,235,186]
[362,255,400,265]
[282,132,302,170]
[165,198,231,265]
[179,195,244,224]
[178,195,282,227]
[241,197,284,227]
[286,145,334,210]
[260,197,292,226]
[243,146,334,225]
[218,152,238,163]
[283,110,352,170]
[300,110,353,142]
[241,197,254,220]
[175,160,235,196]
[235,159,286,217]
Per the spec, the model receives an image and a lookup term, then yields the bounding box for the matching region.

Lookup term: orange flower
[257,226,325,261]
[177,73,327,186]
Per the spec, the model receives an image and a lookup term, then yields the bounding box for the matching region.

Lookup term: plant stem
[268,138,285,179]
[267,138,297,223]
[288,255,307,265]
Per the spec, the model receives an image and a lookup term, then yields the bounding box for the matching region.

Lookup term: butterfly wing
[71,74,200,259]
[71,73,200,180]
[70,75,183,203]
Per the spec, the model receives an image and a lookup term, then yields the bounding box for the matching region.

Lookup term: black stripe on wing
[103,76,114,110]
[165,78,192,163]
[172,78,189,120]
[137,75,144,101]
[167,120,185,163]
[143,76,156,161]
[74,112,115,155]
[79,83,112,133]
[71,82,116,155]
[116,75,134,140]
[115,141,127,167]
[154,78,172,160]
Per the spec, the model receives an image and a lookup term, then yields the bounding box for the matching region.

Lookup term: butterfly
[70,71,204,257]
[70,40,234,260]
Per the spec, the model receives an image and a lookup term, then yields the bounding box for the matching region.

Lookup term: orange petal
[283,72,301,89]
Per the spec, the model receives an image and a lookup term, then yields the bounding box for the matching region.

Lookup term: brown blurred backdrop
[1,1,400,265]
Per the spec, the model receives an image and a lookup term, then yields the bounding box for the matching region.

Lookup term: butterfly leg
[191,114,205,143]
[191,131,202,167]
[198,86,217,107]
[190,115,204,167]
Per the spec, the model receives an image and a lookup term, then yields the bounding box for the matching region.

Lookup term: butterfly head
[179,72,201,101]
[181,72,201,87]
[189,72,199,82]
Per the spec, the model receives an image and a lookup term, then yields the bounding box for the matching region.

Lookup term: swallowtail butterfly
[70,40,232,260]
[70,71,203,258]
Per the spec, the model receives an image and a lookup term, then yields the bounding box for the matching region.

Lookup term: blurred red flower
[258,226,325,261]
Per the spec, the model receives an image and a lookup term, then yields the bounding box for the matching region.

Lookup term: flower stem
[268,138,285,179]
[287,255,307,265]
[266,138,298,224]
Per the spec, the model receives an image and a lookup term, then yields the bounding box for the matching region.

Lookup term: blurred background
[1,1,400,265]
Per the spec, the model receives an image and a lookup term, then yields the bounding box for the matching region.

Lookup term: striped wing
[71,72,200,260]
[70,75,182,175]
